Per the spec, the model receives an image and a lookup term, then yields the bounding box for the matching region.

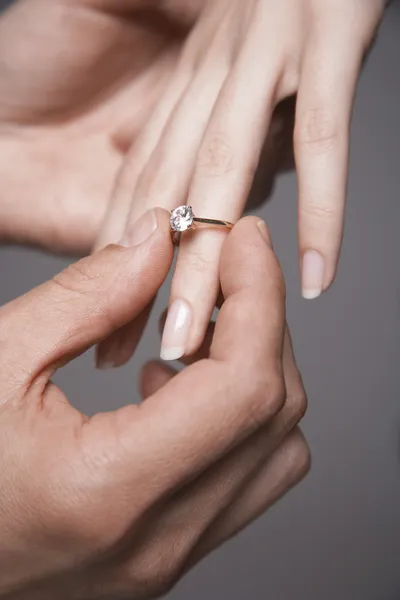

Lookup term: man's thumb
[0,209,172,384]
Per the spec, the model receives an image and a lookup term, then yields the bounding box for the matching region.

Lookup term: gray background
[0,2,399,599]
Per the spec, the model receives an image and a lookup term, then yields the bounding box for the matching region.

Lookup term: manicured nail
[160,299,192,361]
[302,250,325,299]
[95,335,136,370]
[120,209,158,248]
[95,351,115,371]
[95,343,123,370]
[95,342,115,370]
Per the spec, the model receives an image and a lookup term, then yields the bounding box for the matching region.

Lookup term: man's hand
[0,211,309,599]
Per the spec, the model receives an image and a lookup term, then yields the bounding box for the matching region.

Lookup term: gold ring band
[192,217,234,230]
[170,206,233,245]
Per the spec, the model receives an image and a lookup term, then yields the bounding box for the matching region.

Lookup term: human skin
[0,0,197,254]
[0,212,309,599]
[95,0,388,364]
[0,0,389,367]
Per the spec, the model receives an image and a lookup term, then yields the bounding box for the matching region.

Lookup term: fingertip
[160,298,192,361]
[222,216,274,263]
[230,215,272,244]
[300,248,338,299]
[95,344,116,371]
[95,334,135,371]
[220,215,283,300]
[160,347,185,362]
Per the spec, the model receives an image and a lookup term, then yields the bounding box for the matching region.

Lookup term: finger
[210,217,285,369]
[135,423,304,584]
[155,279,224,368]
[140,360,177,400]
[138,332,307,573]
[94,61,190,250]
[145,326,307,426]
[281,327,308,428]
[188,429,311,567]
[158,310,216,365]
[150,313,306,427]
[98,6,240,368]
[95,299,155,370]
[166,34,283,359]
[0,209,173,394]
[94,1,229,250]
[108,217,288,498]
[121,2,238,224]
[294,23,365,299]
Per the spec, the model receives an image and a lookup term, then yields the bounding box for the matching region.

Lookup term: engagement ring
[170,205,233,245]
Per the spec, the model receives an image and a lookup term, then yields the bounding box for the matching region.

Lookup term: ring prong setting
[170,205,194,233]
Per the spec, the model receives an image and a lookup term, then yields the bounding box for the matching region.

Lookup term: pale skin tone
[0,211,309,599]
[0,7,311,594]
[0,0,389,366]
[1,1,391,594]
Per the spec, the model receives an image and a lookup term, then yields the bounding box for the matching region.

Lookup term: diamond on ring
[170,205,194,232]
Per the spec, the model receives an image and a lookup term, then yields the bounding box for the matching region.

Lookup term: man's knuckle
[197,132,235,178]
[125,546,184,598]
[285,388,308,424]
[267,373,287,414]
[244,372,286,429]
[295,107,339,153]
[285,429,311,481]
[139,565,179,598]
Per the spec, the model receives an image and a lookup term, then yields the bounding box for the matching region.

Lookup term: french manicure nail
[119,209,158,248]
[160,299,192,361]
[95,344,116,370]
[302,250,325,300]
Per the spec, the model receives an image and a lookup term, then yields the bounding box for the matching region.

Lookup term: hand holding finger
[0,208,173,394]
[0,214,309,599]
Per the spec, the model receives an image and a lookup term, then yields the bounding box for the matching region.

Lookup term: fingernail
[95,353,115,371]
[95,343,122,370]
[160,299,192,361]
[95,338,134,370]
[257,219,272,247]
[119,209,158,248]
[95,343,115,370]
[302,250,325,300]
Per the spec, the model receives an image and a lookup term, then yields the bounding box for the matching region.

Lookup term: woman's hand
[97,0,387,364]
[0,213,309,599]
[0,0,201,253]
